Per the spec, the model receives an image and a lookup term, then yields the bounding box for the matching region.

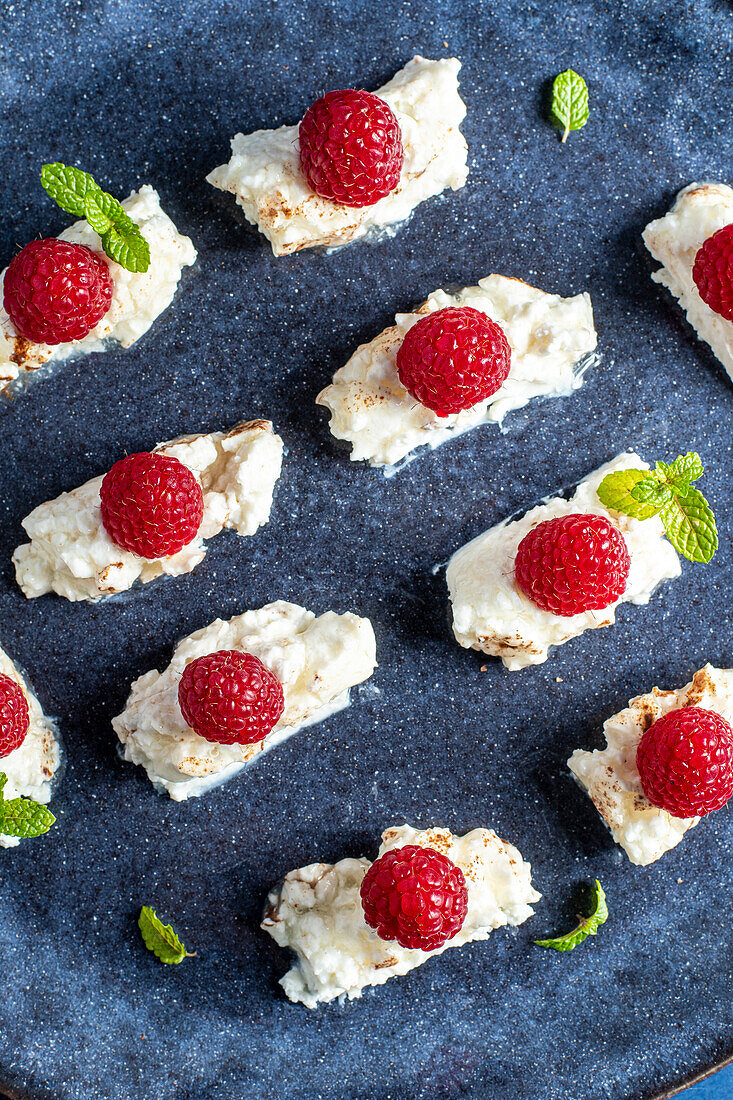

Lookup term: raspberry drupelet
[514,513,631,617]
[360,844,469,951]
[0,674,30,758]
[100,452,204,560]
[692,223,733,321]
[396,306,511,416]
[3,238,113,345]
[178,650,285,745]
[636,706,733,818]
[299,89,404,208]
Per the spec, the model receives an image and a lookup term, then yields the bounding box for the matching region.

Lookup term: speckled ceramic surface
[1,2,732,1098]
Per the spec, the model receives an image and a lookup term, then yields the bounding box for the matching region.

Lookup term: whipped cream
[317,274,597,468]
[112,600,377,800]
[207,56,468,256]
[447,453,682,670]
[568,665,732,866]
[263,823,540,1008]
[0,186,197,394]
[643,182,733,380]
[14,419,283,602]
[0,645,61,849]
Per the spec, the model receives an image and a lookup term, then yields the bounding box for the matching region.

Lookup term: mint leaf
[660,485,718,564]
[550,70,589,143]
[596,468,660,520]
[101,215,151,273]
[0,772,7,799]
[630,478,672,507]
[83,194,113,235]
[138,906,195,965]
[41,163,103,218]
[40,162,150,273]
[660,452,704,485]
[0,796,55,838]
[535,880,608,952]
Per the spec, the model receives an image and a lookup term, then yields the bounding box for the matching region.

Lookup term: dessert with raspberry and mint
[112,601,377,800]
[1,165,196,395]
[262,824,540,1007]
[317,273,597,469]
[446,453,682,670]
[569,665,733,865]
[643,181,733,381]
[207,56,468,255]
[14,420,283,602]
[0,644,62,849]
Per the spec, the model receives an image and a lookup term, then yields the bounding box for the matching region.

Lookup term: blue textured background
[0,2,732,1098]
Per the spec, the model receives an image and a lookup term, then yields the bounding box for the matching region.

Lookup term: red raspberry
[178,650,285,745]
[100,452,204,560]
[0,674,30,759]
[515,513,630,617]
[636,706,733,818]
[3,238,113,345]
[299,89,403,208]
[692,224,733,321]
[360,844,468,952]
[396,306,511,416]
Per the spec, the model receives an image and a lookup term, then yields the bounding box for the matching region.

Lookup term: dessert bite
[0,167,196,395]
[446,453,682,670]
[207,56,468,255]
[569,665,733,866]
[112,600,377,800]
[0,644,61,849]
[14,419,283,602]
[643,182,733,380]
[317,274,597,468]
[262,823,540,1007]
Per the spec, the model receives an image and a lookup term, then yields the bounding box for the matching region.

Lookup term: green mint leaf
[41,162,150,273]
[101,213,151,274]
[83,194,113,235]
[596,468,661,520]
[629,479,673,507]
[660,452,704,485]
[659,484,718,564]
[0,772,7,800]
[138,906,195,965]
[550,70,589,142]
[41,163,103,218]
[535,880,608,952]
[0,795,55,838]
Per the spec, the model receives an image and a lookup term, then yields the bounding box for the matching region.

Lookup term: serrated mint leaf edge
[0,797,56,838]
[596,468,660,520]
[534,880,608,952]
[138,906,194,965]
[550,70,589,142]
[659,485,719,564]
[40,163,103,218]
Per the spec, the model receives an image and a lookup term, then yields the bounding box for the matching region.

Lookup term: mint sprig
[535,879,608,952]
[138,906,196,965]
[0,772,56,839]
[40,163,151,273]
[597,452,718,564]
[550,69,589,143]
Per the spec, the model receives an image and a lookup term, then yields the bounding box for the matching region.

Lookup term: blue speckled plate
[1,2,732,1098]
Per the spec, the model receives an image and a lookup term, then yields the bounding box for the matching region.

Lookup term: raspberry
[299,89,403,208]
[3,238,113,345]
[100,452,204,560]
[636,706,733,818]
[692,224,733,321]
[360,844,468,952]
[515,513,630,617]
[396,306,511,416]
[0,674,30,759]
[178,650,284,745]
